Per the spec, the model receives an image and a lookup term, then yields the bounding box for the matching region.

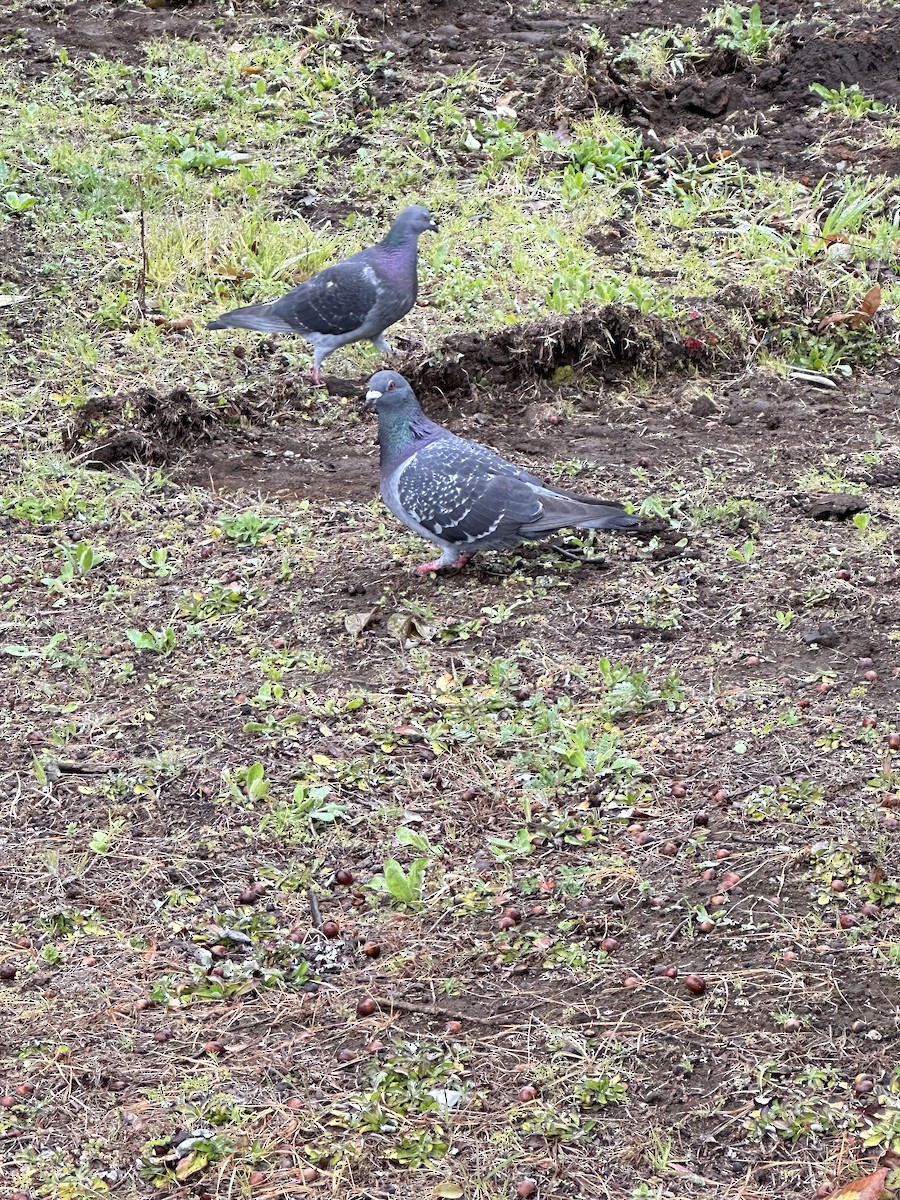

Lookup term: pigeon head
[366,370,437,464]
[365,370,418,414]
[383,205,438,245]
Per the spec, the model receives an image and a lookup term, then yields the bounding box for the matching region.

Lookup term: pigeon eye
[387,380,396,391]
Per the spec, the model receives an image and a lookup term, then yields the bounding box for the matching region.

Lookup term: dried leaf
[344,607,378,637]
[859,283,882,317]
[825,1168,888,1200]
[386,612,435,646]
[174,1151,209,1181]
[496,88,521,117]
[818,284,882,332]
[817,311,855,332]
[433,1181,465,1198]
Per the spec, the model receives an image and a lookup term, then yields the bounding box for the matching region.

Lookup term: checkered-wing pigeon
[366,370,640,574]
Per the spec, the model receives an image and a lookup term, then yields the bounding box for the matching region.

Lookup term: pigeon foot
[416,553,470,576]
[308,367,325,387]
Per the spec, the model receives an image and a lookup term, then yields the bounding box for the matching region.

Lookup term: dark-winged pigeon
[207,205,437,384]
[365,370,640,574]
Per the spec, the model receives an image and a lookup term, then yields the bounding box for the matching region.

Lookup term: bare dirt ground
[1,1,899,1199]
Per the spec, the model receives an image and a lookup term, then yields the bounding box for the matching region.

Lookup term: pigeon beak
[364,389,382,410]
[427,218,438,231]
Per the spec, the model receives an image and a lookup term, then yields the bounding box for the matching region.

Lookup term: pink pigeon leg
[415,552,471,576]
[308,366,324,386]
[415,557,444,576]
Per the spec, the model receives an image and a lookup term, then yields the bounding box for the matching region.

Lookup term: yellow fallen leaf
[433,1184,465,1199]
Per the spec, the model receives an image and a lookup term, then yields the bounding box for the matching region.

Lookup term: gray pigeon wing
[397,440,544,548]
[447,433,636,522]
[270,257,379,336]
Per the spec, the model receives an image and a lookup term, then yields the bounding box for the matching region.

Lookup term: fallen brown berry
[0,964,17,980]
[298,1167,319,1183]
[684,974,706,995]
[839,914,859,930]
[335,868,354,887]
[249,1171,266,1188]
[445,1020,462,1035]
[889,733,900,751]
[830,879,847,892]
[360,941,381,958]
[782,1018,801,1033]
[497,916,517,931]
[661,841,678,856]
[0,1095,16,1109]
[698,920,714,933]
[518,1085,538,1103]
[671,783,687,799]
[336,1048,356,1063]
[14,1084,33,1098]
[203,1041,226,1056]
[321,920,340,939]
[601,936,619,953]
[285,1096,303,1111]
[516,1181,538,1199]
[356,997,377,1017]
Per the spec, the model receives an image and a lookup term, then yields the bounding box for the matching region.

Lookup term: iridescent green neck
[382,221,416,248]
[378,401,439,467]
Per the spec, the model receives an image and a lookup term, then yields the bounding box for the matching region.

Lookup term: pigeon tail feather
[525,498,640,536]
[207,302,298,334]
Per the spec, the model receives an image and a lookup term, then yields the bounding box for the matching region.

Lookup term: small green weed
[809,82,886,118]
